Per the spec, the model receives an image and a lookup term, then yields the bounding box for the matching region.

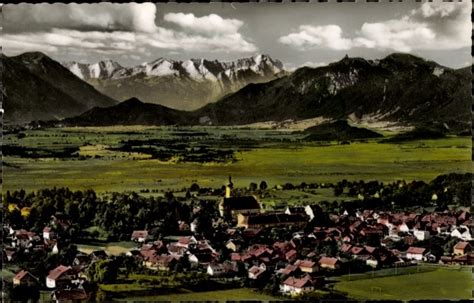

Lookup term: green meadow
[334,267,472,300]
[3,126,471,193]
[114,288,279,302]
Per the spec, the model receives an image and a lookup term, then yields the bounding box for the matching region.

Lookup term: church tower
[225,175,234,198]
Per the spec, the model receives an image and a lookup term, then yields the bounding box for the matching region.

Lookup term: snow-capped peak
[63,54,285,82]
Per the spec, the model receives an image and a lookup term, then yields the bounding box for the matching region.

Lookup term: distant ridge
[303,120,383,141]
[6,52,471,133]
[190,53,470,132]
[63,54,285,110]
[3,52,117,124]
[62,98,190,126]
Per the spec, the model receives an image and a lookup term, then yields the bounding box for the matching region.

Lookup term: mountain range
[63,54,285,110]
[2,52,116,124]
[3,52,471,133]
[191,54,470,132]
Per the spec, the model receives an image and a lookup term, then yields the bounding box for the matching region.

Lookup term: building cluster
[4,181,473,299]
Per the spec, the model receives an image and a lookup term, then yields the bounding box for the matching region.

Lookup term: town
[3,174,472,301]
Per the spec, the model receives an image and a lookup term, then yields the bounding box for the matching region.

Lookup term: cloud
[279,1,471,52]
[164,13,244,35]
[300,61,328,68]
[2,4,257,56]
[4,3,158,33]
[279,25,352,51]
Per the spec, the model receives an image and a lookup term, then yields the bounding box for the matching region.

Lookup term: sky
[2,1,472,69]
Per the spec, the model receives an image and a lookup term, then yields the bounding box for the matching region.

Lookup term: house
[284,249,298,262]
[225,239,241,252]
[304,205,323,221]
[46,265,73,288]
[294,259,318,273]
[278,264,299,276]
[397,222,410,233]
[405,247,426,261]
[285,206,307,216]
[350,246,367,256]
[189,240,217,263]
[43,226,54,240]
[52,288,88,303]
[131,230,149,243]
[144,254,179,271]
[451,226,472,241]
[366,255,379,268]
[73,253,90,267]
[13,230,37,248]
[414,230,431,241]
[280,275,314,296]
[207,263,226,276]
[248,264,266,279]
[453,242,471,256]
[4,248,17,262]
[318,257,340,270]
[13,270,38,286]
[237,212,307,229]
[176,236,198,248]
[207,262,237,276]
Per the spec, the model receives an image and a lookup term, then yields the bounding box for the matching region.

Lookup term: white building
[451,226,472,241]
[405,247,426,261]
[414,230,431,241]
[280,276,314,296]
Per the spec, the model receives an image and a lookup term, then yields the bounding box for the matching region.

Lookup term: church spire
[225,175,233,198]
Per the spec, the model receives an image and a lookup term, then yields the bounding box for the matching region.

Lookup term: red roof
[364,246,376,254]
[47,265,71,280]
[230,253,241,261]
[341,243,352,253]
[248,265,265,277]
[283,275,313,288]
[454,242,470,250]
[319,257,339,266]
[350,246,365,255]
[131,230,148,239]
[285,249,297,259]
[295,259,316,268]
[14,270,36,282]
[279,264,298,275]
[407,247,426,255]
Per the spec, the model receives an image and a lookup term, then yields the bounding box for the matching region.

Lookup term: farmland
[3,127,471,192]
[3,126,471,195]
[333,267,472,300]
[113,288,279,302]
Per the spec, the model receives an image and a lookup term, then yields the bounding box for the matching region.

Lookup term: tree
[164,191,174,201]
[334,186,344,197]
[190,183,200,192]
[249,182,258,192]
[87,259,118,283]
[8,283,40,302]
[259,181,268,191]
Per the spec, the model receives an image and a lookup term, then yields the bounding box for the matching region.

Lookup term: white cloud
[300,61,327,68]
[279,1,471,52]
[3,4,257,56]
[279,25,352,51]
[4,3,158,33]
[164,13,244,35]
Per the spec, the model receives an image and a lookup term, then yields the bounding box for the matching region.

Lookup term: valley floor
[3,126,471,194]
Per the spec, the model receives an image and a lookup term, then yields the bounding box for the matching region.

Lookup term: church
[218,176,261,220]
